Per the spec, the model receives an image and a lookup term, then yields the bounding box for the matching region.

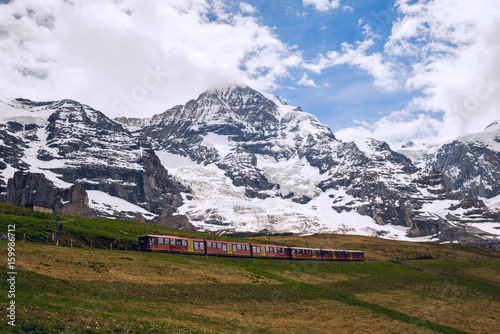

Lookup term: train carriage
[138,235,206,255]
[205,240,252,257]
[289,246,323,260]
[250,244,291,259]
[321,249,349,261]
[344,250,365,261]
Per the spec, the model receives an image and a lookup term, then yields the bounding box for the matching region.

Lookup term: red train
[139,234,364,261]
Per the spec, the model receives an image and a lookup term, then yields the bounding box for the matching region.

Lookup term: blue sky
[255,0,405,127]
[1,0,499,147]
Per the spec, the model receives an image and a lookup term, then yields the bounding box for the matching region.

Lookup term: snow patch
[87,190,157,219]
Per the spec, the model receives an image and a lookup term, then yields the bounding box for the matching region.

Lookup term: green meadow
[1,203,499,333]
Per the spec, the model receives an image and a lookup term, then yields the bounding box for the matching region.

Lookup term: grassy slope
[0,203,499,333]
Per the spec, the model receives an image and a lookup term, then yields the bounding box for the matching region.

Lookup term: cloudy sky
[1,0,499,148]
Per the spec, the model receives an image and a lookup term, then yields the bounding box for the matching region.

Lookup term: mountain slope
[116,85,500,249]
[0,98,183,219]
[429,121,500,198]
[0,86,498,249]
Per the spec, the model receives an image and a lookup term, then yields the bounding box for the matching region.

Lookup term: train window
[237,244,241,250]
[194,242,199,250]
[265,247,269,252]
[182,240,187,246]
[200,243,204,250]
[222,244,227,251]
[233,244,237,252]
[149,237,156,245]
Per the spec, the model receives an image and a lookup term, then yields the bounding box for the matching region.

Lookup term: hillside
[1,204,499,333]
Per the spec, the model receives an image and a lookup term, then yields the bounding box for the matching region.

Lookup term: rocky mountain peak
[2,87,499,250]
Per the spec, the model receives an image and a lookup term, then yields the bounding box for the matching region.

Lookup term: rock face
[0,98,185,219]
[430,137,500,198]
[6,171,93,217]
[154,214,196,230]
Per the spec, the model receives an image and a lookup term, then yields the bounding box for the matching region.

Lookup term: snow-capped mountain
[0,98,183,219]
[398,121,500,200]
[1,85,499,249]
[428,121,500,199]
[116,85,500,250]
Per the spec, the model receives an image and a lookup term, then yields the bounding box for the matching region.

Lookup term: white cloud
[336,0,500,145]
[342,5,354,13]
[298,73,318,87]
[387,0,500,141]
[304,39,399,91]
[239,2,257,14]
[0,0,301,118]
[335,111,443,148]
[303,0,341,12]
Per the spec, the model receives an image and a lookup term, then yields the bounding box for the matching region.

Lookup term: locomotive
[139,234,364,261]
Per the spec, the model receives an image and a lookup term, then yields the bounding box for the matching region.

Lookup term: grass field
[0,203,499,333]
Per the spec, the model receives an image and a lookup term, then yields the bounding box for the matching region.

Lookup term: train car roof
[204,239,251,245]
[321,248,363,252]
[289,246,322,250]
[249,243,289,248]
[142,234,205,241]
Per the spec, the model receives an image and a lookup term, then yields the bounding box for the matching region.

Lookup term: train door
[188,240,194,252]
[261,246,266,256]
[228,243,233,255]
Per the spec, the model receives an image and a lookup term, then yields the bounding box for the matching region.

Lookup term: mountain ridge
[1,85,499,249]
